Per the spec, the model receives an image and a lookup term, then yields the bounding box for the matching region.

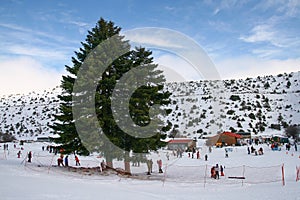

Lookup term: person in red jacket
[157,159,163,173]
[196,151,200,159]
[75,155,80,166]
[17,151,21,158]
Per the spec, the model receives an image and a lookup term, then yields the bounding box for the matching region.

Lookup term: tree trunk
[106,156,113,168]
[124,151,131,174]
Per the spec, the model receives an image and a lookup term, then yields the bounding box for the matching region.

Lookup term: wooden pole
[282,164,285,186]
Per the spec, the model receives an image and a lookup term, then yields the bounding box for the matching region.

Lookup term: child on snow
[157,159,163,173]
[75,155,80,166]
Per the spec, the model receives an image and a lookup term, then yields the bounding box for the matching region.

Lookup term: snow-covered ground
[0,142,299,200]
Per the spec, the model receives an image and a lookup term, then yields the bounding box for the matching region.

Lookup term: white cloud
[154,54,202,82]
[285,0,300,16]
[255,0,300,17]
[210,0,243,15]
[124,29,185,49]
[155,53,300,82]
[0,57,64,95]
[213,8,220,15]
[214,56,300,80]
[239,24,285,47]
[124,28,221,80]
[165,6,175,11]
[0,22,77,44]
[251,48,281,58]
[7,45,69,60]
[63,20,91,35]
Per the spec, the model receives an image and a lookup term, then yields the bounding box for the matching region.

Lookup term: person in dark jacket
[64,155,69,167]
[28,151,32,162]
[205,154,208,161]
[220,165,224,176]
[214,164,219,179]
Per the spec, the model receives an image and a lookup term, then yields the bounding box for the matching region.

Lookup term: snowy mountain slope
[0,72,299,140]
[165,71,300,137]
[0,86,61,139]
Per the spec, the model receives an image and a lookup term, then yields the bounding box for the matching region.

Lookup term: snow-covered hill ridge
[0,71,299,140]
[165,71,299,137]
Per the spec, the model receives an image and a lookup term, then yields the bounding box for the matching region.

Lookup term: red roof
[223,132,242,139]
[168,139,193,144]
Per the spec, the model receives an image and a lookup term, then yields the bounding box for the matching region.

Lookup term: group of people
[285,143,297,151]
[3,144,9,150]
[211,164,224,179]
[16,149,32,162]
[146,158,163,175]
[172,148,184,158]
[248,146,264,155]
[57,154,80,167]
[172,148,209,160]
[187,150,201,159]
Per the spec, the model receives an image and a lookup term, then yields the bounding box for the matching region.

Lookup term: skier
[100,160,106,171]
[146,159,152,175]
[220,165,224,176]
[214,164,220,179]
[17,150,21,158]
[166,152,170,161]
[225,149,229,158]
[196,151,200,159]
[57,154,64,166]
[251,146,255,153]
[75,155,80,166]
[27,151,32,163]
[57,157,63,166]
[258,147,264,155]
[157,159,163,173]
[205,154,208,161]
[210,166,215,178]
[149,159,153,173]
[64,155,69,167]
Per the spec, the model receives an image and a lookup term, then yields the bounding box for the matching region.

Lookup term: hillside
[165,71,300,138]
[0,72,299,140]
[0,86,61,139]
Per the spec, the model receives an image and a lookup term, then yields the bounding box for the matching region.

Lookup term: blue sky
[0,0,299,95]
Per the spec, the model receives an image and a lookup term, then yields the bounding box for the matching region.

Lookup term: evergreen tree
[50,18,172,172]
[50,18,122,156]
[285,125,300,141]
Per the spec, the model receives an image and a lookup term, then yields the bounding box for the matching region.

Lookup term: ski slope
[0,142,299,200]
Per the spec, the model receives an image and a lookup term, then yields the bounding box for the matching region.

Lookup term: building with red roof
[167,138,195,150]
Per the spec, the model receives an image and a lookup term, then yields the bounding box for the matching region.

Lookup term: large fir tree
[51,18,172,173]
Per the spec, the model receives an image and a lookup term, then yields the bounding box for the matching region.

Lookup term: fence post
[282,164,285,186]
[204,164,207,188]
[242,165,245,186]
[48,154,55,174]
[3,148,7,160]
[162,163,168,187]
[296,166,300,182]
